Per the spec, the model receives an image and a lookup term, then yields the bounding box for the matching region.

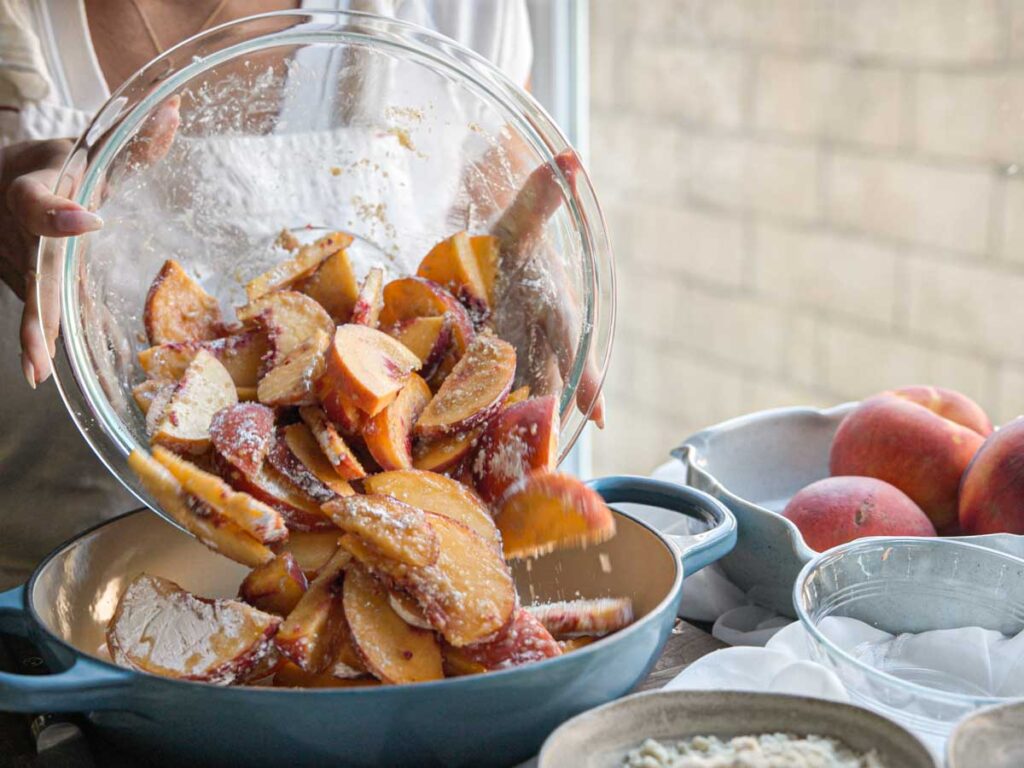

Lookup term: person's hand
[491,151,605,428]
[0,96,180,388]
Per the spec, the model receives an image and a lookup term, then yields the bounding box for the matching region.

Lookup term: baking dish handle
[588,476,737,576]
[0,584,130,713]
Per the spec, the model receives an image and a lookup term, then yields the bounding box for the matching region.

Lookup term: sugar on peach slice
[350,266,384,328]
[494,472,616,560]
[279,423,355,498]
[128,449,275,568]
[342,513,516,647]
[107,573,281,685]
[217,456,337,532]
[449,608,561,672]
[299,405,366,480]
[415,333,515,438]
[387,589,433,630]
[153,445,288,544]
[246,230,353,301]
[275,547,351,673]
[209,402,276,477]
[132,379,174,415]
[138,330,271,388]
[317,324,422,418]
[525,597,634,639]
[256,329,330,407]
[266,431,338,505]
[471,394,559,504]
[236,290,334,367]
[379,276,475,357]
[343,563,443,684]
[317,382,366,436]
[239,552,309,617]
[412,428,480,473]
[363,373,432,471]
[151,349,238,455]
[143,259,223,345]
[387,316,453,381]
[322,494,439,568]
[363,469,498,547]
[273,661,379,688]
[469,234,499,308]
[416,231,490,324]
[274,529,344,577]
[299,244,360,322]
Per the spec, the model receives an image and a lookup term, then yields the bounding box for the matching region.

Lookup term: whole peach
[829,388,989,530]
[960,417,1024,535]
[783,476,936,551]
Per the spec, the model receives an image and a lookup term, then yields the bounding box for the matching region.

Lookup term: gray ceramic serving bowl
[948,700,1024,768]
[673,403,1024,617]
[537,689,936,768]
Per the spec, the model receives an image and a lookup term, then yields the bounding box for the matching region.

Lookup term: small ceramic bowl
[948,700,1024,768]
[537,690,936,768]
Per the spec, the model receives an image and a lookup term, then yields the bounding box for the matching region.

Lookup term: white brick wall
[589,0,1024,477]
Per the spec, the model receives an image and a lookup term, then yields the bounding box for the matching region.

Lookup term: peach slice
[387,590,433,630]
[387,316,453,380]
[274,530,343,577]
[525,598,634,638]
[343,513,516,647]
[209,402,276,477]
[329,614,369,679]
[239,553,309,617]
[471,395,559,504]
[132,379,174,415]
[412,428,481,473]
[442,646,488,677]
[280,423,355,498]
[152,350,238,455]
[128,449,274,567]
[246,231,353,301]
[494,473,616,559]
[108,574,280,685]
[506,385,531,405]
[299,405,366,480]
[416,231,489,325]
[299,245,360,322]
[363,469,498,546]
[153,446,288,544]
[415,334,515,438]
[470,234,499,308]
[559,636,598,653]
[317,324,421,417]
[256,329,330,407]
[237,290,334,367]
[453,608,561,671]
[139,331,271,387]
[363,374,432,470]
[143,259,223,345]
[318,385,366,436]
[343,564,444,684]
[323,495,439,568]
[141,383,176,437]
[275,548,351,673]
[273,661,379,689]
[217,455,336,532]
[379,277,475,356]
[350,266,384,328]
[267,431,338,504]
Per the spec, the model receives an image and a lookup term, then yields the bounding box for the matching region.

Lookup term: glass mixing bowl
[38,11,614,522]
[795,537,1024,739]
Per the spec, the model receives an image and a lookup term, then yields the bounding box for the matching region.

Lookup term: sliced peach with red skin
[299,246,360,322]
[139,331,271,388]
[323,494,439,568]
[379,276,475,356]
[494,472,616,559]
[525,597,634,638]
[317,384,366,436]
[343,564,443,684]
[363,469,498,546]
[387,590,433,630]
[363,374,432,470]
[274,530,343,577]
[299,405,366,480]
[209,402,276,477]
[256,329,330,407]
[280,423,355,498]
[132,379,172,415]
[128,449,275,567]
[453,608,561,671]
[246,231,353,301]
[144,259,223,345]
[350,267,384,328]
[471,394,559,504]
[470,235,499,308]
[239,552,309,617]
[274,548,351,673]
[317,324,421,417]
[329,614,369,679]
[152,446,288,544]
[415,333,515,438]
[151,350,238,455]
[216,455,336,532]
[412,428,480,474]
[387,316,453,380]
[416,231,489,326]
[108,574,280,685]
[237,290,334,367]
[266,431,338,504]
